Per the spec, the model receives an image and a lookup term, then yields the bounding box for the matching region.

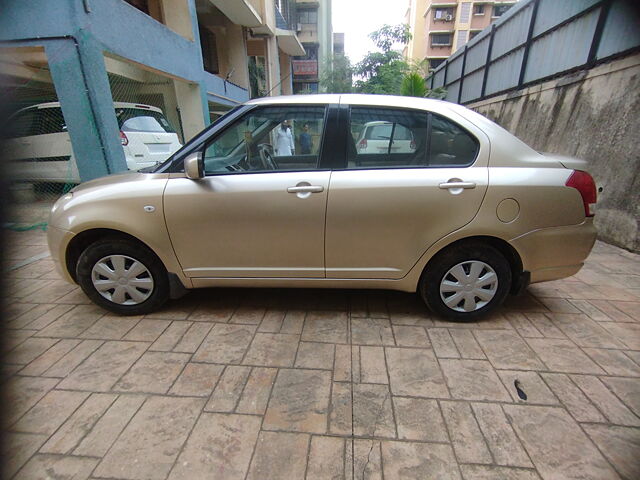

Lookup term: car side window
[347,107,428,168]
[429,114,478,167]
[202,106,326,174]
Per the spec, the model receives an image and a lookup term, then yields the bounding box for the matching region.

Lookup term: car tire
[76,238,169,316]
[419,241,512,321]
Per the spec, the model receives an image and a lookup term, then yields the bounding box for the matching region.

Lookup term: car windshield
[147,105,245,173]
[115,108,175,133]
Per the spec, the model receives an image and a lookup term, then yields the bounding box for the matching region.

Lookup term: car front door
[325,105,489,279]
[164,104,330,278]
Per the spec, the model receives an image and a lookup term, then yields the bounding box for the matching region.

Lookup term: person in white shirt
[275,120,294,156]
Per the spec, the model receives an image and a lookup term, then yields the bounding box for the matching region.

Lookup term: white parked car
[3,102,181,184]
[356,121,416,154]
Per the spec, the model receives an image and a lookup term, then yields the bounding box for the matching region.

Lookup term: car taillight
[120,131,129,146]
[566,170,596,217]
[358,139,367,150]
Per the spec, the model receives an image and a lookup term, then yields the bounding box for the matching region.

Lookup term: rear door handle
[439,181,476,189]
[287,185,324,193]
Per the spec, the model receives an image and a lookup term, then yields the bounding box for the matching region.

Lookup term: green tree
[400,65,448,99]
[354,24,412,95]
[319,54,353,93]
[400,72,427,97]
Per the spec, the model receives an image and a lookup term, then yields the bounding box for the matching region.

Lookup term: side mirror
[184,151,204,179]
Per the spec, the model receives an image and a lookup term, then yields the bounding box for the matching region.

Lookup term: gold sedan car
[48,95,597,321]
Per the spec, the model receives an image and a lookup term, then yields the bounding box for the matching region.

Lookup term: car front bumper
[47,225,76,284]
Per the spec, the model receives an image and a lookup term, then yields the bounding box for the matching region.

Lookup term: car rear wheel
[76,238,169,315]
[419,242,511,321]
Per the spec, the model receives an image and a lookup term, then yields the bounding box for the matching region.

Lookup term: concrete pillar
[159,0,194,40]
[174,79,207,140]
[46,37,127,181]
[265,36,281,95]
[279,52,292,95]
[226,25,250,91]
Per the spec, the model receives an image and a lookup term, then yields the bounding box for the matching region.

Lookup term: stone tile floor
[2,229,639,479]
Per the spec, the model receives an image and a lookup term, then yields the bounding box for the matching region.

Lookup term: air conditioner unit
[445,14,453,21]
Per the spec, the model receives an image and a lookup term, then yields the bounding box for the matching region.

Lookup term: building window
[430,58,445,69]
[293,82,319,94]
[199,24,219,75]
[473,4,485,15]
[298,9,318,24]
[296,44,318,61]
[434,7,455,21]
[493,4,513,17]
[469,30,481,40]
[431,33,452,46]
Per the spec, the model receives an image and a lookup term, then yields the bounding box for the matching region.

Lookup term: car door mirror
[184,151,204,179]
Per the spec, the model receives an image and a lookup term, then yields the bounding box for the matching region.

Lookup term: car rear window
[365,124,412,141]
[115,108,175,133]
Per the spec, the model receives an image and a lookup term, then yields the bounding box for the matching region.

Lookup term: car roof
[246,94,451,110]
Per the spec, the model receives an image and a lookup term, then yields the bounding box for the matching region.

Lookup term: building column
[265,35,281,96]
[226,25,250,91]
[46,36,127,181]
[159,0,194,40]
[279,52,293,95]
[173,79,208,141]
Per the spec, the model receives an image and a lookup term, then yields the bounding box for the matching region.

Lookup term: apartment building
[405,0,517,69]
[291,0,333,94]
[0,0,304,182]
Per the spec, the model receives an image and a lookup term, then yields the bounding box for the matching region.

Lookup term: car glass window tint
[348,107,426,169]
[429,114,478,167]
[202,105,326,175]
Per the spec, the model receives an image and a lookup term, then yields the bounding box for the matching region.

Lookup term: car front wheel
[419,242,512,321]
[76,238,169,315]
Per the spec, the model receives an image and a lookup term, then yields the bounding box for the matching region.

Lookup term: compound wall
[468,53,640,252]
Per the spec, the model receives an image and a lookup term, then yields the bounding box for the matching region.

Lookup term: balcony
[276,0,305,56]
[208,0,262,27]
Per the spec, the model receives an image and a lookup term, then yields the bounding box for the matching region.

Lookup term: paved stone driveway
[2,229,639,479]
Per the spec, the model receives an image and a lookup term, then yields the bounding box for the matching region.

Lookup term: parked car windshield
[115,108,175,133]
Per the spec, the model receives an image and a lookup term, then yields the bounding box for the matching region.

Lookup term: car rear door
[325,103,489,279]
[163,103,332,279]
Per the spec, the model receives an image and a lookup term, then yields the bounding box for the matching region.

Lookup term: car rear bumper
[510,219,597,284]
[47,225,76,284]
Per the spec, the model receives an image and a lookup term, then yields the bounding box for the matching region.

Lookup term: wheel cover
[439,260,498,313]
[91,255,154,306]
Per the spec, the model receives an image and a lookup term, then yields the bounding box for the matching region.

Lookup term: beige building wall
[406,0,517,68]
[201,0,303,97]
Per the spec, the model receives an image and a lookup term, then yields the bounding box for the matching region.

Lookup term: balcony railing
[275,0,297,30]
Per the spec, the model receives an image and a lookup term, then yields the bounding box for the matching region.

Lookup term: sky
[332,0,410,65]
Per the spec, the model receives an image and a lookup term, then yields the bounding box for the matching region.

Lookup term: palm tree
[400,72,427,97]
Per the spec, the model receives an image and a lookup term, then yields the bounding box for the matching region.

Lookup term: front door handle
[287,185,324,193]
[439,181,476,190]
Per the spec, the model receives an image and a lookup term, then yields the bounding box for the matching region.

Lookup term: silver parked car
[48,94,597,320]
